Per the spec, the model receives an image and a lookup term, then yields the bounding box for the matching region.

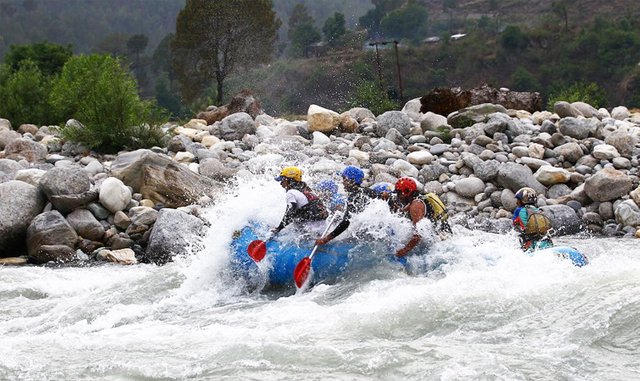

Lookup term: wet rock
[0,180,46,256]
[584,168,633,202]
[27,211,78,263]
[145,208,206,265]
[66,209,105,241]
[540,204,581,235]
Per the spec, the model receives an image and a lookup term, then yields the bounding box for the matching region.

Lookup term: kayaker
[315,179,345,212]
[393,177,428,257]
[273,166,328,234]
[512,187,553,251]
[314,165,376,246]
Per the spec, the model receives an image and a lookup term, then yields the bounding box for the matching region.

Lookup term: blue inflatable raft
[530,245,588,267]
[230,224,403,289]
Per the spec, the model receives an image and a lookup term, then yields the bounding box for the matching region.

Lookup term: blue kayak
[230,224,403,289]
[530,245,588,267]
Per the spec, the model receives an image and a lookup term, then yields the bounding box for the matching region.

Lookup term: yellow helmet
[275,166,302,182]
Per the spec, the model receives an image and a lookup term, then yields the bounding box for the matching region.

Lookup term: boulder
[196,90,263,124]
[66,209,105,241]
[99,177,132,213]
[219,112,256,141]
[615,200,640,228]
[540,204,581,235]
[0,158,24,183]
[4,138,47,162]
[454,177,485,198]
[145,208,206,264]
[27,211,78,263]
[448,104,508,129]
[496,162,546,194]
[0,181,46,256]
[307,104,340,133]
[110,149,222,208]
[420,84,542,116]
[534,166,570,186]
[584,168,633,202]
[376,111,412,136]
[39,166,95,213]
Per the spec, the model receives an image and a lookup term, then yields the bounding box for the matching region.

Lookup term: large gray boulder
[27,211,78,263]
[66,209,105,241]
[0,158,24,183]
[496,162,546,194]
[376,111,412,136]
[39,166,96,213]
[540,204,581,235]
[145,208,206,265]
[4,138,47,162]
[110,149,222,208]
[0,181,46,256]
[219,112,256,140]
[584,168,633,202]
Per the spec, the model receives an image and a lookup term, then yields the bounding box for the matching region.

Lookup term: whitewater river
[2,179,639,380]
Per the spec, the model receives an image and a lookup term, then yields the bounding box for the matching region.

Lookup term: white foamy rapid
[1,174,639,380]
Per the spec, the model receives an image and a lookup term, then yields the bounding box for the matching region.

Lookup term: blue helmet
[341,166,364,185]
[372,182,393,194]
[316,179,338,193]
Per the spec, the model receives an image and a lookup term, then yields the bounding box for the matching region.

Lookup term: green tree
[4,42,73,76]
[510,66,541,91]
[358,0,404,38]
[380,3,428,42]
[0,60,54,126]
[288,3,320,57]
[323,12,346,46]
[50,54,160,152]
[171,0,280,105]
[127,34,148,65]
[501,25,529,50]
[551,0,574,32]
[349,79,398,116]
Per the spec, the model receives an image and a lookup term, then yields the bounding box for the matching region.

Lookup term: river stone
[4,138,47,162]
[99,177,132,214]
[0,181,46,256]
[534,166,570,186]
[66,209,105,241]
[615,200,640,228]
[553,142,584,164]
[592,144,620,160]
[145,208,206,265]
[219,112,256,141]
[540,204,581,235]
[376,111,412,137]
[110,149,222,208]
[584,168,633,202]
[454,177,485,198]
[604,130,636,157]
[27,211,79,263]
[0,158,24,183]
[307,104,340,133]
[496,162,546,194]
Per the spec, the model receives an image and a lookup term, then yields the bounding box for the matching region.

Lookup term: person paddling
[512,187,553,251]
[393,177,428,257]
[272,166,328,234]
[314,165,376,246]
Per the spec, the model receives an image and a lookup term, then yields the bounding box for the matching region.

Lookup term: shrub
[50,54,163,152]
[0,60,55,126]
[348,80,399,116]
[547,81,608,109]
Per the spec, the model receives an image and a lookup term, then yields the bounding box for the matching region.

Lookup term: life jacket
[423,193,448,222]
[523,206,552,236]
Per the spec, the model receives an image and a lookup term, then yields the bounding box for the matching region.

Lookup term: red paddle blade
[293,257,312,288]
[247,240,267,262]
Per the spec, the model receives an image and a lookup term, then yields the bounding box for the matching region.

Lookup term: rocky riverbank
[1,95,640,266]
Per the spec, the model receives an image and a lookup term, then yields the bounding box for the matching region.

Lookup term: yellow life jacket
[524,207,552,236]
[424,192,448,222]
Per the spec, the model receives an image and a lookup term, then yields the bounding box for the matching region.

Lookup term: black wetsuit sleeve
[276,203,296,231]
[328,218,350,238]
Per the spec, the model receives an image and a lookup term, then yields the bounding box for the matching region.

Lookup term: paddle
[246,232,275,262]
[293,214,339,288]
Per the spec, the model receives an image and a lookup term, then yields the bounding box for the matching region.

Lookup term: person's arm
[315,214,349,245]
[274,192,298,233]
[396,200,426,257]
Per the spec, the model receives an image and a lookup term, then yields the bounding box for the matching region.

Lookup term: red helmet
[395,177,417,197]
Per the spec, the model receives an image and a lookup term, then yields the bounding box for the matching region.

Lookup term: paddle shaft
[306,213,339,263]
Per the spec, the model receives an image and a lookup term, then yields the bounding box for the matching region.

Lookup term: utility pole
[368,40,404,101]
